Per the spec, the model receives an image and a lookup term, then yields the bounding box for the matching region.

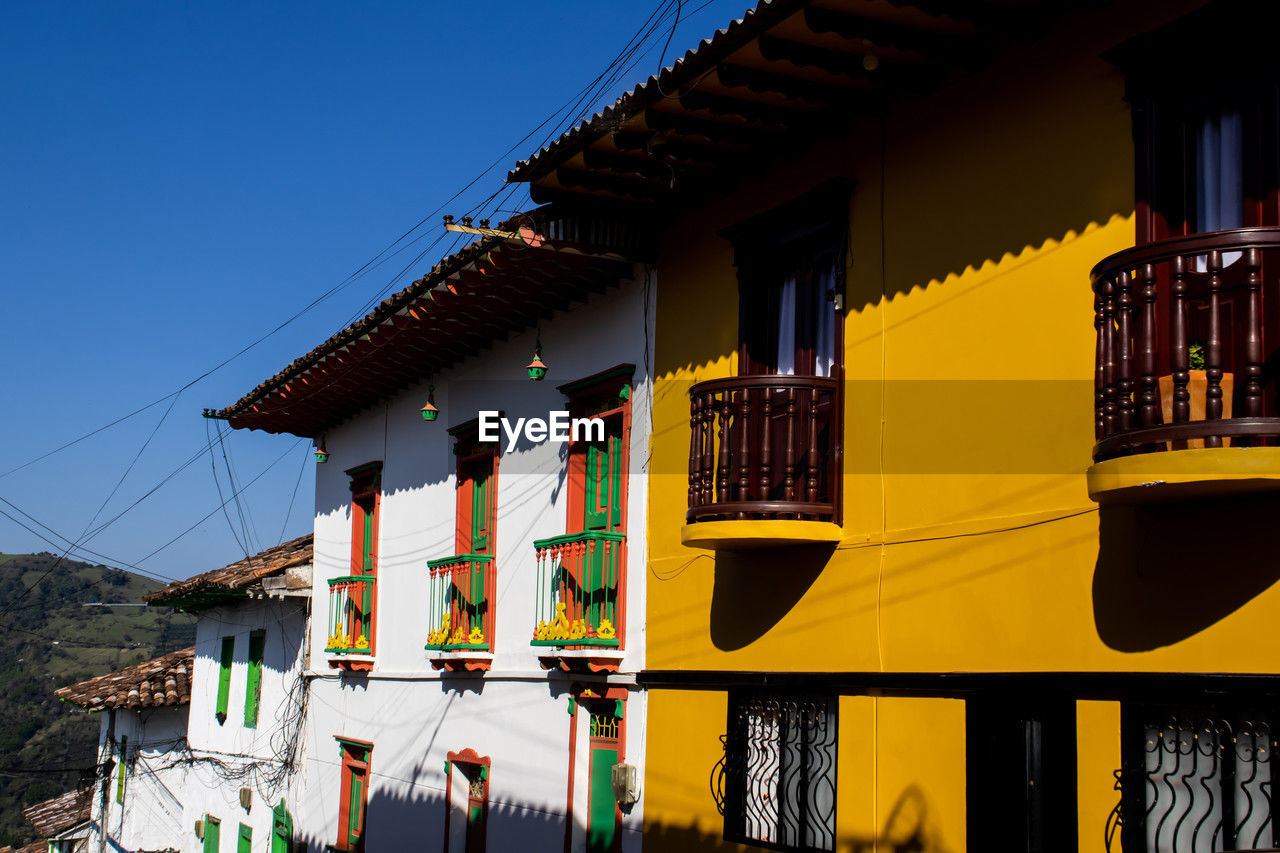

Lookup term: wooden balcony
[325,575,375,670]
[1088,227,1280,503]
[684,376,841,549]
[424,554,494,672]
[531,530,625,673]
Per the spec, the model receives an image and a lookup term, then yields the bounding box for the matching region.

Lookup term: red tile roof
[21,787,92,837]
[54,647,193,711]
[144,533,312,606]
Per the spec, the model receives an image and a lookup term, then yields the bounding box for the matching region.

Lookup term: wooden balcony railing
[1092,227,1280,461]
[424,554,493,651]
[532,531,625,648]
[325,575,375,655]
[688,376,838,523]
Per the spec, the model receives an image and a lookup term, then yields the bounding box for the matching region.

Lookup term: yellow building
[510,0,1280,850]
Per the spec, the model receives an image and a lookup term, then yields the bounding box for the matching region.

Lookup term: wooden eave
[508,0,1089,207]
[207,207,649,437]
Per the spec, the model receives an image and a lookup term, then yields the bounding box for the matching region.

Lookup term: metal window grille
[1116,708,1277,853]
[590,710,620,741]
[724,692,837,852]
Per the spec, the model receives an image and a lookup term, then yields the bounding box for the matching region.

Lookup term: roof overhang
[507,0,1090,206]
[208,207,651,437]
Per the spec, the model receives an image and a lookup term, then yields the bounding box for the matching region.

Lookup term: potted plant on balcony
[1159,340,1234,449]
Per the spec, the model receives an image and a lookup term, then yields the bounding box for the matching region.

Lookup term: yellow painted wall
[643,1,1270,851]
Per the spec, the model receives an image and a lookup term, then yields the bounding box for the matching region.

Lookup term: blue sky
[0,1,745,581]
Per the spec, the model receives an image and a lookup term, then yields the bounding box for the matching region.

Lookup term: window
[426,424,498,653]
[726,181,848,379]
[245,629,265,727]
[533,367,632,650]
[203,816,221,853]
[1118,703,1277,853]
[115,735,127,804]
[237,823,252,853]
[335,738,372,852]
[723,692,837,852]
[271,799,294,853]
[326,463,381,663]
[216,636,234,723]
[444,749,490,853]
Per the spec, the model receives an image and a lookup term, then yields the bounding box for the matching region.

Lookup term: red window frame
[443,748,491,853]
[335,737,373,852]
[344,462,381,659]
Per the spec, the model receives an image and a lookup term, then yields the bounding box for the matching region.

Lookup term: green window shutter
[237,823,252,853]
[471,464,491,553]
[271,800,293,853]
[362,508,375,573]
[216,636,234,723]
[204,817,221,853]
[348,768,367,848]
[115,735,127,804]
[244,630,265,727]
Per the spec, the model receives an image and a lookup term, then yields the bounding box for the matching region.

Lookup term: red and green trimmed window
[244,629,265,727]
[327,463,381,657]
[533,367,631,649]
[216,636,234,723]
[426,426,497,652]
[335,738,373,852]
[443,749,490,853]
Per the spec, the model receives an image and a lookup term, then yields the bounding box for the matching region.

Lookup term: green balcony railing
[325,575,375,655]
[532,530,625,648]
[425,554,494,651]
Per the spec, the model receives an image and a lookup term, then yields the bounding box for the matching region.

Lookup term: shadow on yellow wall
[708,543,836,651]
[1093,491,1280,651]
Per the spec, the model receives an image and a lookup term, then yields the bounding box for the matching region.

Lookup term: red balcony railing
[687,376,838,523]
[532,531,624,648]
[1092,227,1280,461]
[325,576,375,655]
[424,554,493,651]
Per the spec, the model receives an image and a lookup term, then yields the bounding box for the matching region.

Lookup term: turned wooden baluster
[1205,250,1225,448]
[1094,285,1106,440]
[805,388,819,504]
[783,387,797,502]
[1115,270,1135,433]
[1242,248,1264,423]
[1169,255,1190,424]
[688,394,701,508]
[701,393,715,506]
[736,389,751,508]
[1137,264,1159,427]
[759,389,772,499]
[716,392,731,504]
[1099,275,1118,437]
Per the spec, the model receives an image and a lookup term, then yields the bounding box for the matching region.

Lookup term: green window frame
[203,816,221,853]
[237,823,252,853]
[271,799,294,853]
[216,636,234,723]
[245,629,265,727]
[115,735,127,804]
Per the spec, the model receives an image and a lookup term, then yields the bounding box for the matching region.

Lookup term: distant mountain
[0,552,195,848]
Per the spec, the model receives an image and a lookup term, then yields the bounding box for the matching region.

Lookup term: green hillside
[0,552,195,848]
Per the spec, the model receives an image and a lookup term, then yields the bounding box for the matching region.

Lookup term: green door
[271,800,293,853]
[587,743,619,853]
[583,427,622,533]
[237,823,252,853]
[203,817,221,853]
[348,766,367,849]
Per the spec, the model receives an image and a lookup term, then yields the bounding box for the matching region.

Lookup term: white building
[207,207,654,852]
[59,535,313,853]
